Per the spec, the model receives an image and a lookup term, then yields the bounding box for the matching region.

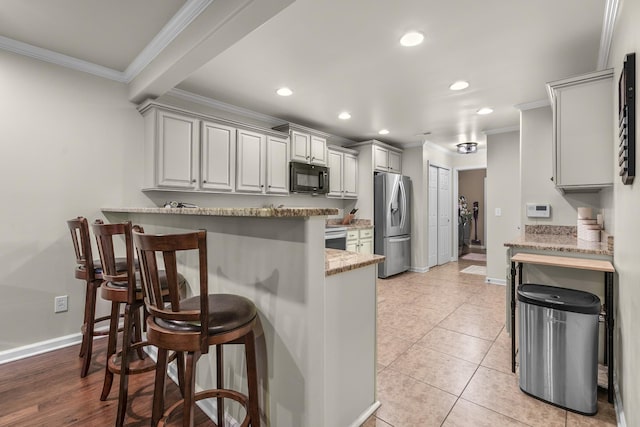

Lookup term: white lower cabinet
[346,228,373,254]
[236,129,289,194]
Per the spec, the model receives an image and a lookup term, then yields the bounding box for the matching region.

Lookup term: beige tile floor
[364,258,617,427]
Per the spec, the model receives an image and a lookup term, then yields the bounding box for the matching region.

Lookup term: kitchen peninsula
[102,206,383,427]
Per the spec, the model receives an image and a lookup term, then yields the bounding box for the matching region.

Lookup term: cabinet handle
[311,156,315,161]
[203,180,207,183]
[268,185,272,188]
[191,179,196,183]
[261,185,264,188]
[306,155,310,159]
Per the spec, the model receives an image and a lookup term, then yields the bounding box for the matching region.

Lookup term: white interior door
[437,167,451,265]
[428,165,438,267]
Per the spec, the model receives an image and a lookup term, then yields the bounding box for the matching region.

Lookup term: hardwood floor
[0,337,216,426]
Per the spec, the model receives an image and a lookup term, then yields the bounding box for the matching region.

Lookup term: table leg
[605,271,614,403]
[511,261,517,373]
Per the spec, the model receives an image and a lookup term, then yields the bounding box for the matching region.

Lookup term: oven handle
[325,231,347,240]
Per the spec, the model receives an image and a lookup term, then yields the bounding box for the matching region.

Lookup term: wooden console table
[510,253,615,403]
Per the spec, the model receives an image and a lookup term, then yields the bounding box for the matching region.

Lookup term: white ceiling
[0,0,609,151]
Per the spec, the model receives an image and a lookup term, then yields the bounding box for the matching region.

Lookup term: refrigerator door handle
[388,236,410,243]
[399,180,407,230]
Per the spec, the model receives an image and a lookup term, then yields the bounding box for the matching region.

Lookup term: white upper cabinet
[154,109,200,189]
[327,146,358,198]
[201,121,235,192]
[139,101,289,196]
[373,144,402,173]
[236,129,266,193]
[266,136,289,194]
[547,69,614,192]
[274,124,328,166]
[236,130,290,194]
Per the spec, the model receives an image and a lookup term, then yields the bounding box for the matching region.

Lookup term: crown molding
[123,0,213,81]
[597,0,619,70]
[0,0,211,84]
[484,125,520,135]
[514,99,550,111]
[168,88,288,126]
[0,35,126,82]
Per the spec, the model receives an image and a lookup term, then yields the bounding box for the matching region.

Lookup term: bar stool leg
[80,280,100,377]
[101,302,121,401]
[183,352,200,427]
[152,348,169,426]
[215,345,225,425]
[245,330,260,427]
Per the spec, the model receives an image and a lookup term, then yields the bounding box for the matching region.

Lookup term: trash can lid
[517,284,601,315]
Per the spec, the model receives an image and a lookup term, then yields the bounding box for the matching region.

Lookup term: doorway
[457,168,487,257]
[428,164,451,267]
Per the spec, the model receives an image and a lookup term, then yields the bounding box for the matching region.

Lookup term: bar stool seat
[133,228,261,427]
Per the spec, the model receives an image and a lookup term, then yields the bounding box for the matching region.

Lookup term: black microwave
[290,162,329,194]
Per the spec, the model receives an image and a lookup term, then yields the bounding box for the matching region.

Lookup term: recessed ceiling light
[338,112,351,120]
[477,107,494,115]
[276,87,293,96]
[400,31,424,47]
[378,129,390,135]
[449,81,469,91]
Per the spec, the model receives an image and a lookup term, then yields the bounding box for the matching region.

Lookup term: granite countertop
[325,249,385,276]
[103,207,339,218]
[504,233,612,256]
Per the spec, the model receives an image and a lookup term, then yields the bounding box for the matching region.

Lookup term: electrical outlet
[54,295,68,313]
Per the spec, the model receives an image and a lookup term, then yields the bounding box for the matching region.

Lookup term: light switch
[495,208,502,217]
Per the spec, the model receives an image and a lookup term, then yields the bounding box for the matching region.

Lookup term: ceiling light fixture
[338,112,351,120]
[449,80,469,91]
[477,107,494,115]
[400,31,424,47]
[456,142,478,154]
[276,87,293,96]
[378,129,390,135]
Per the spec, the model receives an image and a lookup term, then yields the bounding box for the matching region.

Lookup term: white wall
[608,1,640,423]
[486,131,520,282]
[0,50,148,351]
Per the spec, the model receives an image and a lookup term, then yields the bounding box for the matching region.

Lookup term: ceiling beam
[128,0,295,104]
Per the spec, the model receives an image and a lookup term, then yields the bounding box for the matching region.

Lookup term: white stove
[325,225,348,250]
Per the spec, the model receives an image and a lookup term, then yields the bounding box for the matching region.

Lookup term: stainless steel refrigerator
[374,173,411,278]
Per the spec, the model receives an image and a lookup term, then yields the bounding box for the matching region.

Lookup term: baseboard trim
[348,401,381,427]
[486,277,507,286]
[0,333,84,365]
[614,375,627,427]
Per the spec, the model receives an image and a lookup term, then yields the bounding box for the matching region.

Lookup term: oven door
[325,229,347,250]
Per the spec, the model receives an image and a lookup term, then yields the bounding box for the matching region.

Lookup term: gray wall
[608,0,640,423]
[486,131,520,282]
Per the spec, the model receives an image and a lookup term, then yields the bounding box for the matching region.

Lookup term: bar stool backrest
[91,220,138,305]
[133,228,210,353]
[67,216,97,281]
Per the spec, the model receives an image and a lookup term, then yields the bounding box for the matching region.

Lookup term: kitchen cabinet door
[156,110,200,189]
[388,150,402,173]
[548,69,613,191]
[310,135,327,165]
[290,130,310,163]
[201,121,235,192]
[373,145,389,172]
[236,129,265,193]
[342,153,358,198]
[327,150,344,197]
[266,135,289,194]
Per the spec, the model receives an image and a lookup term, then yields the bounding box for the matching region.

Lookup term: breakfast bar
[102,207,384,427]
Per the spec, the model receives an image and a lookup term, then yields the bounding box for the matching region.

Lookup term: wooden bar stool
[133,228,261,427]
[67,216,126,377]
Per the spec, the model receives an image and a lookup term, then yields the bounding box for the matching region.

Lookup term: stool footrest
[159,388,251,427]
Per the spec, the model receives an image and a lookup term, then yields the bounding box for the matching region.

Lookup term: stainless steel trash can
[518,284,600,415]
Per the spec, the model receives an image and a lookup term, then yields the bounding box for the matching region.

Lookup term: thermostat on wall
[526,203,551,218]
